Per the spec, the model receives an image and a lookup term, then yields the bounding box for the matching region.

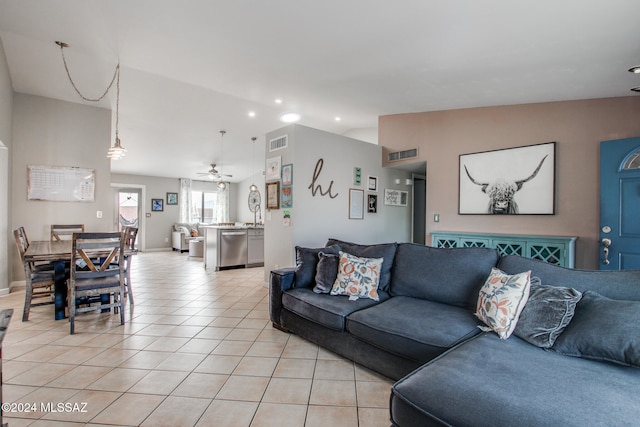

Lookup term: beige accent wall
[379,97,640,269]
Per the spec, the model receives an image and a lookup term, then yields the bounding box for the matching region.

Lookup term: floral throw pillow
[330,251,383,301]
[475,268,531,339]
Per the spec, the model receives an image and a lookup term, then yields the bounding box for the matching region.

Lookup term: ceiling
[1,0,639,182]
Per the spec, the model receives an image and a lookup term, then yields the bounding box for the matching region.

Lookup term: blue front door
[599,137,640,270]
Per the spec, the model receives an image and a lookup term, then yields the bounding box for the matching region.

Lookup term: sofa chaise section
[390,332,640,427]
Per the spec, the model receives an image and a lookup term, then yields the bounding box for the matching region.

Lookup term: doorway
[112,183,146,251]
[118,190,140,231]
[412,174,426,244]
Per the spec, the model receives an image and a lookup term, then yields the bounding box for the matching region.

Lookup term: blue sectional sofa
[269,239,640,427]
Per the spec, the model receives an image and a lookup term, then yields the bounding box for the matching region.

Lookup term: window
[191,190,219,223]
[622,149,640,170]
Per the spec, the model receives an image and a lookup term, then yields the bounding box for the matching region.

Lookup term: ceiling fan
[197,130,233,184]
[196,163,232,180]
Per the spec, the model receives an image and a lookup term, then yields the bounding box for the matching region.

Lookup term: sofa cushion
[294,245,341,289]
[326,238,397,292]
[514,281,582,348]
[390,333,640,427]
[346,296,481,362]
[313,252,339,294]
[282,287,389,331]
[330,251,383,301]
[550,291,640,368]
[475,268,531,339]
[390,244,500,310]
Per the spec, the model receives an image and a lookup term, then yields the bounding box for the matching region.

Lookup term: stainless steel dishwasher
[219,229,248,268]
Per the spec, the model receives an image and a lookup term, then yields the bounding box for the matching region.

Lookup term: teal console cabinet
[431,232,577,268]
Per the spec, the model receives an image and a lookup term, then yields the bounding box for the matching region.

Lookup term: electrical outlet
[96,210,103,218]
[164,237,169,242]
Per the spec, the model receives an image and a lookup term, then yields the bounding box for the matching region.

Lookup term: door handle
[601,238,612,265]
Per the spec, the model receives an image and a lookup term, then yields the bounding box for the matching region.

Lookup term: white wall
[236,170,266,224]
[264,124,412,280]
[10,94,112,283]
[341,127,379,145]
[0,37,12,294]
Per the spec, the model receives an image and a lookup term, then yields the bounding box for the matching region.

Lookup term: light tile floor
[1,251,393,426]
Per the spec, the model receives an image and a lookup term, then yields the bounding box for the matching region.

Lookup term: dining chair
[51,224,85,241]
[110,226,138,305]
[68,231,125,334]
[13,228,55,321]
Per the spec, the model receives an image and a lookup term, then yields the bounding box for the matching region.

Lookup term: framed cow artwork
[459,142,556,215]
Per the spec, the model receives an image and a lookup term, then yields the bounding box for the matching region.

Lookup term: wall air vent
[269,135,288,152]
[388,148,418,162]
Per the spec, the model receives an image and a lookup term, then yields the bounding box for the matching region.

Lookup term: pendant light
[217,130,227,190]
[55,41,126,160]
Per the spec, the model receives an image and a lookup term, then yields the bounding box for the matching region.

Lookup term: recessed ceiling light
[335,116,341,122]
[628,66,640,74]
[280,112,301,123]
[274,98,283,104]
[631,86,640,92]
[248,111,256,117]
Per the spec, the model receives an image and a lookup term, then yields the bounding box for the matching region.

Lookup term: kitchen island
[201,225,264,270]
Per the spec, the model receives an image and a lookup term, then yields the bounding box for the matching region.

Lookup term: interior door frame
[111,183,146,252]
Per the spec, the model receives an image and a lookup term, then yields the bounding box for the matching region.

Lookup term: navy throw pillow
[313,252,339,294]
[513,279,582,348]
[294,245,340,289]
[550,291,640,368]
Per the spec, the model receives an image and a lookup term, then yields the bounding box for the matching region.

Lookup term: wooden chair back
[13,227,29,263]
[123,227,139,251]
[69,231,125,334]
[13,227,55,321]
[51,224,85,241]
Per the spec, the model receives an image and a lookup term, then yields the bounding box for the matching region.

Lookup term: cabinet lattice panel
[431,232,577,268]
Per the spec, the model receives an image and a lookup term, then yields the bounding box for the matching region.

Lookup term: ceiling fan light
[628,66,640,74]
[217,181,227,190]
[249,183,258,192]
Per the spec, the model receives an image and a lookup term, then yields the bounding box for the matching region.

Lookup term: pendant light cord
[58,42,119,103]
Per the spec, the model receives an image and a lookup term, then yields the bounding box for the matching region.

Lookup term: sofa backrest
[498,255,640,301]
[390,243,500,310]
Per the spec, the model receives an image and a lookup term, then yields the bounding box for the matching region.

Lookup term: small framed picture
[367,176,378,192]
[349,188,364,220]
[152,198,164,211]
[384,189,408,207]
[266,156,282,181]
[368,194,378,213]
[266,181,280,210]
[282,163,293,185]
[281,185,292,208]
[166,192,178,205]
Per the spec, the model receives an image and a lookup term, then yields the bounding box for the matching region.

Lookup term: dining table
[24,239,136,320]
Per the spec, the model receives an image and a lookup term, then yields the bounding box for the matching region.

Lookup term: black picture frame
[151,198,164,212]
[166,192,178,205]
[459,141,556,215]
[368,194,378,213]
